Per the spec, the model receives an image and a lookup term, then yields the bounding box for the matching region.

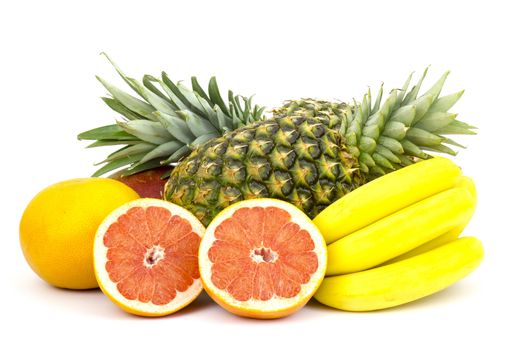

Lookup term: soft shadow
[201,297,340,324]
[18,276,223,319]
[382,282,478,312]
[185,293,311,324]
[296,283,479,316]
[168,291,217,317]
[304,297,342,313]
[16,277,130,319]
[337,283,478,315]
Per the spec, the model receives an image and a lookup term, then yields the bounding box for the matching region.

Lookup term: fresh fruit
[109,166,174,198]
[198,199,327,319]
[455,175,477,203]
[314,157,462,244]
[384,229,463,264]
[165,115,366,224]
[78,53,265,177]
[19,178,139,289]
[93,198,205,316]
[380,176,477,265]
[164,72,475,225]
[314,236,484,311]
[273,69,476,176]
[80,58,475,226]
[325,178,476,275]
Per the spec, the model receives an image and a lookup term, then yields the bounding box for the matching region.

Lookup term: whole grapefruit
[19,178,139,289]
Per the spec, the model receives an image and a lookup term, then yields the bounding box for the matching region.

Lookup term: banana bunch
[312,157,483,311]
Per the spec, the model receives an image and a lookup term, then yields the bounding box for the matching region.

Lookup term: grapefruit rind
[93,198,205,317]
[19,178,140,290]
[199,198,327,318]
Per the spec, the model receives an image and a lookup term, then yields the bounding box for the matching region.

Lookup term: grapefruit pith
[94,198,205,316]
[199,199,327,319]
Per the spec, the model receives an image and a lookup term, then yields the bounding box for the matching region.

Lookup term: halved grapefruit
[199,199,327,319]
[93,198,205,316]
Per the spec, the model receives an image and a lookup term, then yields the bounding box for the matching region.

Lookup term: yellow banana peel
[325,185,476,275]
[383,175,477,264]
[314,236,484,311]
[384,229,462,264]
[314,157,462,244]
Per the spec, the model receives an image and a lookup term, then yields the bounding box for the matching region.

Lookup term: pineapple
[78,53,265,177]
[164,115,366,222]
[79,57,475,225]
[164,69,475,224]
[273,69,475,176]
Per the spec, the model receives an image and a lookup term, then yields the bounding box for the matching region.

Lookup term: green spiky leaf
[92,153,145,177]
[209,77,230,115]
[97,76,155,118]
[77,124,137,141]
[117,120,173,144]
[101,97,143,121]
[137,141,183,165]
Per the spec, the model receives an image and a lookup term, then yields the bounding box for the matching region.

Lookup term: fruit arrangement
[19,55,483,319]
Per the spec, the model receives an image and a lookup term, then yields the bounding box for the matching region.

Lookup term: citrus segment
[94,198,205,316]
[199,199,327,319]
[209,209,318,300]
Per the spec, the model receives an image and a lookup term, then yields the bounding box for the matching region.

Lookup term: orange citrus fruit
[199,198,327,319]
[93,198,205,316]
[19,178,140,289]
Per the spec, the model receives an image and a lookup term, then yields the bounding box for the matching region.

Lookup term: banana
[314,236,484,311]
[314,157,462,244]
[383,229,462,264]
[325,185,476,275]
[455,175,477,205]
[382,175,476,265]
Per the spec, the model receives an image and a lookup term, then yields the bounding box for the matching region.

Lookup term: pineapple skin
[164,115,365,225]
[273,98,351,129]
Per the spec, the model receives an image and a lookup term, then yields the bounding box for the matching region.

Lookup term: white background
[2,0,524,349]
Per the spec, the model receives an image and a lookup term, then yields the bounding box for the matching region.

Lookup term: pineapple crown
[78,53,265,176]
[275,69,476,176]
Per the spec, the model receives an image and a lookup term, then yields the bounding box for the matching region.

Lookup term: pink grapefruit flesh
[94,199,205,316]
[199,199,327,319]
[209,206,319,301]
